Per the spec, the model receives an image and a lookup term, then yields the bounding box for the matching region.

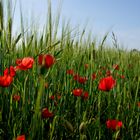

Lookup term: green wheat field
[0,0,140,140]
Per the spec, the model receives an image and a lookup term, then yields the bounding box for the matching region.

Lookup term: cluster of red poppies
[67,63,126,95]
[0,66,16,87]
[0,57,34,87]
[0,54,55,140]
[0,54,55,88]
[72,88,89,100]
[2,57,138,140]
[66,64,123,134]
[106,119,123,131]
[66,66,117,102]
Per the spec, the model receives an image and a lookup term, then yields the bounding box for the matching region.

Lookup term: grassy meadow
[0,0,140,140]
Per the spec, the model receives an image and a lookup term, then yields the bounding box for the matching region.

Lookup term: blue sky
[11,0,140,50]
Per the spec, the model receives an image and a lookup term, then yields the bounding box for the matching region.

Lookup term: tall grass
[0,0,140,139]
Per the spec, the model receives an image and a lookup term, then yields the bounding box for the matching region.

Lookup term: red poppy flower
[82,91,89,100]
[15,59,22,65]
[120,75,125,79]
[0,66,16,87]
[45,54,55,68]
[66,69,74,75]
[106,70,111,76]
[41,108,54,119]
[10,66,16,77]
[78,76,88,84]
[98,76,116,91]
[13,95,20,101]
[50,95,61,106]
[72,88,83,97]
[16,135,25,140]
[3,68,9,76]
[50,95,61,100]
[73,74,80,81]
[106,119,123,131]
[15,57,34,70]
[38,54,44,65]
[50,95,55,100]
[4,66,16,77]
[92,73,96,80]
[0,75,13,87]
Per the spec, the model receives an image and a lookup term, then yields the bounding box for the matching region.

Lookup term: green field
[0,1,140,140]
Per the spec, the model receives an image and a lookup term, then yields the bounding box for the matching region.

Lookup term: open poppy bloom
[13,94,20,102]
[92,73,96,81]
[73,74,87,84]
[66,69,74,75]
[106,119,123,131]
[50,95,55,100]
[16,135,25,140]
[38,54,55,68]
[45,54,55,68]
[41,108,54,119]
[98,76,116,91]
[4,66,16,77]
[78,76,88,84]
[82,91,89,100]
[106,70,111,76]
[10,66,16,77]
[72,88,83,97]
[73,74,80,81]
[15,57,34,70]
[15,59,22,65]
[0,75,13,87]
[0,66,16,87]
